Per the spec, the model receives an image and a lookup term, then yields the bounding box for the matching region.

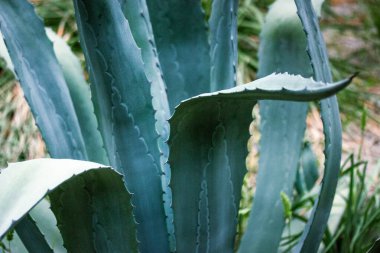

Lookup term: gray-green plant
[0,0,353,252]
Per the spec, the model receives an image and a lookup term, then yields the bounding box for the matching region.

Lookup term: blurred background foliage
[0,0,379,251]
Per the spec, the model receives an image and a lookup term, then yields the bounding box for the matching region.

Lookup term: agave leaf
[209,0,238,91]
[0,159,137,252]
[118,0,175,249]
[238,0,314,251]
[169,73,352,252]
[0,0,87,160]
[27,199,66,253]
[295,142,319,195]
[146,0,210,111]
[294,1,344,252]
[45,29,109,165]
[73,0,169,251]
[14,215,54,253]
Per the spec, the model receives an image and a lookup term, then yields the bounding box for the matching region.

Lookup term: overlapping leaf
[294,1,344,252]
[146,0,210,111]
[0,159,137,252]
[169,73,352,252]
[238,0,314,251]
[0,0,87,160]
[73,0,170,251]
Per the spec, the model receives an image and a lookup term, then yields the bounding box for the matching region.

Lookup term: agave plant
[0,0,352,252]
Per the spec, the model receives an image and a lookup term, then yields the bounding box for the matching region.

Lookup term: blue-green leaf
[169,73,351,253]
[146,0,210,111]
[117,1,175,249]
[73,0,169,251]
[295,142,319,195]
[294,0,343,252]
[209,0,238,91]
[0,159,137,252]
[15,215,53,253]
[0,0,87,160]
[45,29,108,165]
[238,0,313,251]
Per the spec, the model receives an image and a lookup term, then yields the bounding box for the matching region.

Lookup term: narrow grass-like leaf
[146,0,210,111]
[239,1,313,251]
[73,0,169,251]
[45,29,108,165]
[169,73,352,252]
[0,0,87,160]
[294,1,344,252]
[0,159,137,252]
[209,0,238,91]
[118,1,175,249]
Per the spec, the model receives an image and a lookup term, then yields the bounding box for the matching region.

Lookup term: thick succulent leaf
[73,0,169,251]
[146,0,210,111]
[169,73,351,252]
[238,0,313,251]
[295,142,319,195]
[0,0,87,160]
[118,0,175,249]
[28,199,65,252]
[45,29,108,165]
[294,1,343,252]
[15,215,53,253]
[209,0,238,91]
[0,159,137,252]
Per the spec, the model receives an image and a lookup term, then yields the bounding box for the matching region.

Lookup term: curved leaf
[238,0,313,251]
[294,1,344,252]
[73,0,169,251]
[146,0,210,111]
[209,0,238,91]
[169,73,352,252]
[0,159,137,252]
[0,0,87,160]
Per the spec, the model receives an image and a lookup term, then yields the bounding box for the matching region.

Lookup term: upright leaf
[15,215,54,253]
[294,0,343,252]
[46,29,108,165]
[146,0,210,111]
[0,159,137,252]
[118,0,175,249]
[239,0,313,251]
[73,0,169,251]
[0,0,87,160]
[209,0,239,91]
[169,73,352,253]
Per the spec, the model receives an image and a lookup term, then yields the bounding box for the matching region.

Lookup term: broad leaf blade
[0,0,87,160]
[73,0,169,251]
[294,1,343,252]
[146,0,210,111]
[209,0,238,91]
[169,73,351,252]
[0,159,137,252]
[118,1,175,249]
[238,0,313,251]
